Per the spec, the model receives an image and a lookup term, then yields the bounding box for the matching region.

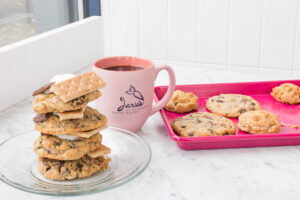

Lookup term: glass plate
[0,127,151,196]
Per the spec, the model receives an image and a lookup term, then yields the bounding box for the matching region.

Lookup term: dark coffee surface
[104,65,144,71]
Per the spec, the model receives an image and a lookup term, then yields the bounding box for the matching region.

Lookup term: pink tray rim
[154,79,300,144]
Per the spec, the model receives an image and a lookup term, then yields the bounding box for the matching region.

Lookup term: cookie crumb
[290,125,299,129]
[280,123,298,129]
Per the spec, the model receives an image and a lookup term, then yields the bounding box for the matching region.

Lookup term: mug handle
[151,64,176,115]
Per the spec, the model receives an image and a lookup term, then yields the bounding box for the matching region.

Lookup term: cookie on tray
[270,83,300,105]
[206,94,261,118]
[164,90,199,113]
[34,133,102,160]
[32,90,101,114]
[34,107,107,135]
[171,112,236,137]
[38,155,111,181]
[238,110,280,134]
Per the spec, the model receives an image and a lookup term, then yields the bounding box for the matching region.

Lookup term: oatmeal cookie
[32,90,101,114]
[34,133,102,160]
[206,94,261,118]
[238,110,280,134]
[35,107,107,135]
[164,90,199,113]
[38,155,111,180]
[271,83,300,104]
[171,112,236,137]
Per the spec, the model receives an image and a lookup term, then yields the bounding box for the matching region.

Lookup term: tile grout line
[258,0,265,73]
[291,0,300,77]
[150,58,300,73]
[166,0,169,65]
[226,0,232,71]
[109,0,113,56]
[137,0,141,57]
[195,0,200,68]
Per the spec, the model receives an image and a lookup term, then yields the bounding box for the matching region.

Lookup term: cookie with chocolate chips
[32,90,101,114]
[37,155,111,180]
[206,94,261,118]
[171,112,236,137]
[238,110,280,134]
[34,133,102,160]
[35,107,107,135]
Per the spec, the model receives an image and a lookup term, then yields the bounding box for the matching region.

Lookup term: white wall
[102,0,300,77]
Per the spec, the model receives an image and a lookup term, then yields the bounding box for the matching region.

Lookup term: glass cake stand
[0,127,151,196]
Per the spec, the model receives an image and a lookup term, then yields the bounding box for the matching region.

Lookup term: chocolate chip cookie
[34,133,102,160]
[32,90,101,114]
[206,94,261,118]
[171,112,236,137]
[238,110,280,134]
[164,90,199,113]
[38,155,111,180]
[35,107,107,135]
[271,83,300,104]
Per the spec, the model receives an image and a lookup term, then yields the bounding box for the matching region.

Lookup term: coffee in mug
[104,65,144,71]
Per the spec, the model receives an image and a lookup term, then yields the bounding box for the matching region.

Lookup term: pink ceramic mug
[93,56,176,132]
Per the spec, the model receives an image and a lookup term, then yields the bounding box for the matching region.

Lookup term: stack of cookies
[32,71,111,181]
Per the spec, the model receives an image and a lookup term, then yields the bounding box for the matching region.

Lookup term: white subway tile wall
[229,0,262,67]
[294,0,300,70]
[260,0,298,70]
[168,0,197,62]
[198,0,229,65]
[110,0,139,56]
[102,0,300,76]
[139,0,168,60]
[101,0,112,56]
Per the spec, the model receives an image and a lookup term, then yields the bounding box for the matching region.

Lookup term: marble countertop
[1,66,300,200]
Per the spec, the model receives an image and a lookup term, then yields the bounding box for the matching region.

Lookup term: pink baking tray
[154,80,300,150]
